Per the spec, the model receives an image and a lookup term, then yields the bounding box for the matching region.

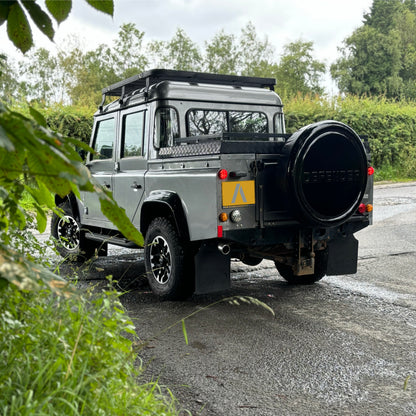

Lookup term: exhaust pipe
[218,243,231,256]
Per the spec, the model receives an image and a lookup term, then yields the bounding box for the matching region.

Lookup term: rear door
[112,106,147,228]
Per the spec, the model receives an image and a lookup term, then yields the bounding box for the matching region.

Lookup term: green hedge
[36,96,416,177]
[44,106,95,145]
[284,95,416,177]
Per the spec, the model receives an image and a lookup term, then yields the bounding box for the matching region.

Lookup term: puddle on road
[374,197,416,206]
[326,275,416,306]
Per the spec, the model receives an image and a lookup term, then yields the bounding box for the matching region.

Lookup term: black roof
[102,69,276,97]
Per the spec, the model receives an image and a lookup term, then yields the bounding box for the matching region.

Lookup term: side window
[274,113,285,134]
[122,111,145,158]
[92,118,115,160]
[187,110,227,136]
[186,110,267,136]
[229,111,267,133]
[154,107,180,148]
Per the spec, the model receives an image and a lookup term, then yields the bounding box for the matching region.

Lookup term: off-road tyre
[275,249,328,285]
[240,254,263,267]
[51,200,107,262]
[144,217,194,300]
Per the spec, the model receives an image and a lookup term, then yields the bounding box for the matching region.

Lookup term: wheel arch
[140,191,190,241]
[54,193,80,220]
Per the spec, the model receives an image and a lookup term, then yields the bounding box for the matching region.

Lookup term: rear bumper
[222,217,370,247]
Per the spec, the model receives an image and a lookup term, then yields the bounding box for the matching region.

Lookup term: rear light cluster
[356,167,374,215]
[358,203,373,214]
[218,169,243,237]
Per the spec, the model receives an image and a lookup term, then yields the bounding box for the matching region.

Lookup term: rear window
[187,110,268,136]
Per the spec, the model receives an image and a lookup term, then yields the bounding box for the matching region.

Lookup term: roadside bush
[45,106,95,145]
[0,282,178,416]
[284,95,416,179]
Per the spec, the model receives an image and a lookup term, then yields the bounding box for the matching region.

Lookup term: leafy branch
[0,0,113,53]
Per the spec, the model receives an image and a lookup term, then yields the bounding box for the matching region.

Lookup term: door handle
[130,182,142,190]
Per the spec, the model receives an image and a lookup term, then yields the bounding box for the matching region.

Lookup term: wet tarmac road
[58,182,416,415]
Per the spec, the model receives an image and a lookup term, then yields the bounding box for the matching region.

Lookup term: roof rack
[99,69,276,111]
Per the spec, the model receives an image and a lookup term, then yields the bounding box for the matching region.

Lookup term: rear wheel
[51,200,107,261]
[240,254,263,267]
[144,217,194,300]
[275,250,328,285]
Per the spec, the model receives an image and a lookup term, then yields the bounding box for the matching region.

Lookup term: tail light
[358,203,372,214]
[358,203,366,214]
[218,169,228,180]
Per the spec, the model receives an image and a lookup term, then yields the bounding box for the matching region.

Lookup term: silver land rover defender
[51,69,374,300]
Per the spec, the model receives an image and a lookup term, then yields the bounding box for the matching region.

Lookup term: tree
[148,28,202,71]
[65,45,118,106]
[237,22,275,77]
[62,23,148,106]
[363,0,403,33]
[19,47,69,104]
[331,0,416,98]
[0,53,21,103]
[204,30,239,74]
[112,23,148,79]
[274,40,325,96]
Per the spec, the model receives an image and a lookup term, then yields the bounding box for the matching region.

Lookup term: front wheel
[144,217,194,300]
[275,250,328,285]
[51,200,107,261]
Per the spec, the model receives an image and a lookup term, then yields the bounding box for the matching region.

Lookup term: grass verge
[0,282,180,416]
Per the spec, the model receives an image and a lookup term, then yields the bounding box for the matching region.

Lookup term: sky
[0,0,374,93]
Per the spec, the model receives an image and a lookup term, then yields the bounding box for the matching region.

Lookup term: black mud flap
[326,235,359,275]
[195,242,231,295]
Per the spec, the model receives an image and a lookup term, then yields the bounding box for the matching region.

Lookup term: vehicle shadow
[57,252,326,306]
[57,252,149,291]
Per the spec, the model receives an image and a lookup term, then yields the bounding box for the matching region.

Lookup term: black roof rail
[99,69,276,110]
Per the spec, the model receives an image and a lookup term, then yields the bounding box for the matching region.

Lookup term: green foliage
[148,28,202,72]
[274,40,326,97]
[2,21,326,106]
[61,23,149,106]
[44,106,94,145]
[332,0,416,99]
[0,0,113,53]
[0,283,178,415]
[238,22,275,77]
[0,1,175,414]
[204,29,239,74]
[0,102,143,257]
[284,94,416,179]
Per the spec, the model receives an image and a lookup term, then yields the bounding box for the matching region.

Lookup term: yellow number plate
[222,181,255,207]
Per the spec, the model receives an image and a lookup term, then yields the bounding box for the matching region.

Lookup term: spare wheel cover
[290,122,368,226]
